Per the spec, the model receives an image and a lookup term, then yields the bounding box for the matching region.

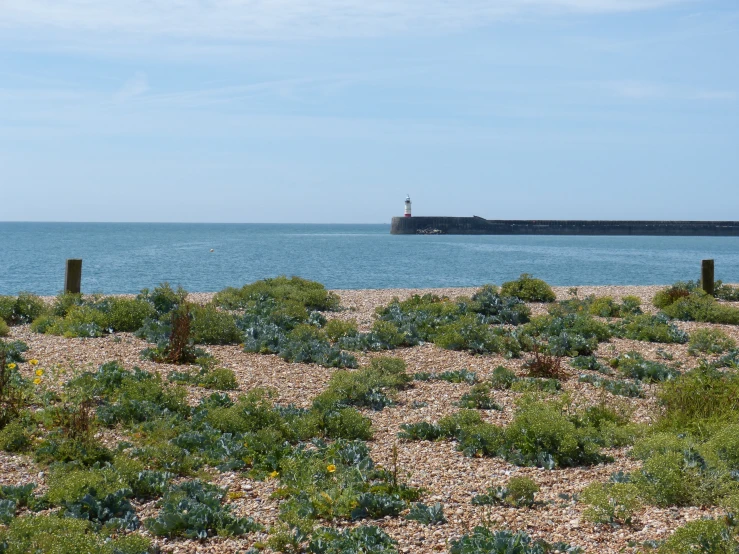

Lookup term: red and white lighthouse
[404,195,412,217]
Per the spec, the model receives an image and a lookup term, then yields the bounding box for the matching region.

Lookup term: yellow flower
[7,363,16,370]
[29,359,39,366]
[35,369,44,377]
[269,471,279,478]
[327,464,336,473]
[33,378,41,385]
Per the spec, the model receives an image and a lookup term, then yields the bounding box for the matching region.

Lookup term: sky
[0,0,737,223]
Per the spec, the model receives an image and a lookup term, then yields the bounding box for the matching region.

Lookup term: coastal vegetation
[1,274,739,551]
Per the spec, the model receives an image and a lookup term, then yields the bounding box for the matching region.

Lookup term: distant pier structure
[390,202,739,237]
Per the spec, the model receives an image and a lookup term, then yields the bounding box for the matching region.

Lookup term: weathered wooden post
[701,259,715,296]
[65,259,82,294]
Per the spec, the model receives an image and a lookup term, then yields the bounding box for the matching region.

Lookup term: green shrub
[433,315,521,356]
[313,357,410,411]
[470,285,531,324]
[0,320,8,337]
[716,282,739,302]
[612,351,678,383]
[405,502,446,525]
[654,282,696,309]
[553,295,642,318]
[144,480,262,539]
[472,477,539,508]
[490,366,517,389]
[578,374,644,398]
[398,421,444,441]
[0,420,30,452]
[104,298,157,332]
[580,482,641,525]
[169,366,238,390]
[509,377,561,394]
[658,518,739,554]
[436,368,478,384]
[457,383,501,410]
[276,439,420,526]
[190,304,241,344]
[0,514,151,554]
[657,365,739,431]
[662,291,739,325]
[214,276,339,312]
[324,319,359,342]
[613,314,688,343]
[0,293,46,326]
[631,451,705,507]
[0,483,36,523]
[137,283,187,316]
[703,424,739,470]
[571,355,609,373]
[449,527,582,554]
[522,313,611,357]
[278,324,357,368]
[308,526,398,554]
[688,328,736,356]
[503,401,605,468]
[501,274,556,303]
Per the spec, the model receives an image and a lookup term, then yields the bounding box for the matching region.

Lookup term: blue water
[2,223,739,295]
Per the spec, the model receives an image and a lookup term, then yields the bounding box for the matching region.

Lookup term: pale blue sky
[1,0,737,223]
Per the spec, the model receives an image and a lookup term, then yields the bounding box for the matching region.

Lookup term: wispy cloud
[114,73,149,102]
[0,0,691,40]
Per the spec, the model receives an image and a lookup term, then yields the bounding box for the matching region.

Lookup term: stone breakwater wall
[390,216,739,236]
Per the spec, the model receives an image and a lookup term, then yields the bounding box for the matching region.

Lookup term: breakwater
[390,217,739,236]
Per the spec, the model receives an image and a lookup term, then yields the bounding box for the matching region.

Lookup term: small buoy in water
[210,249,214,252]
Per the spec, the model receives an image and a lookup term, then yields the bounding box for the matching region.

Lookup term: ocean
[2,222,739,295]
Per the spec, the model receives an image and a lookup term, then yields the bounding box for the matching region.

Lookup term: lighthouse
[404,195,412,217]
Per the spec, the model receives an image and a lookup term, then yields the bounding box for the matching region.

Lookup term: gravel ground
[3,285,738,553]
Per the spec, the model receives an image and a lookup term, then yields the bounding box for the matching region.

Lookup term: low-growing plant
[523,348,566,380]
[580,482,642,525]
[314,357,411,411]
[509,377,562,394]
[405,502,446,525]
[611,351,679,383]
[137,282,187,316]
[449,527,582,554]
[169,366,238,390]
[189,304,241,344]
[658,518,739,553]
[214,276,340,312]
[501,274,556,303]
[688,328,736,356]
[490,366,517,390]
[308,525,398,554]
[612,313,688,344]
[662,290,739,325]
[578,374,644,398]
[0,420,30,452]
[571,355,609,374]
[472,477,539,508]
[715,281,739,302]
[0,293,46,326]
[657,365,739,431]
[436,368,478,384]
[457,383,501,410]
[144,480,262,539]
[0,514,152,554]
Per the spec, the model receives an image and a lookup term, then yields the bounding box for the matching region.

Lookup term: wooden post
[701,259,714,296]
[65,259,82,294]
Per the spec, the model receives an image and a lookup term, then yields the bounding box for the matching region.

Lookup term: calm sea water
[2,223,739,295]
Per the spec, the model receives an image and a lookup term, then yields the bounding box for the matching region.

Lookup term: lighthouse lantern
[404,195,412,217]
